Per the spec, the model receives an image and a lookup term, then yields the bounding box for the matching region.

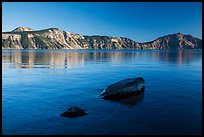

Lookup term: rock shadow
[102,92,144,107]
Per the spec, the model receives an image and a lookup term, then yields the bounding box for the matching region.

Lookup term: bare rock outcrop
[100,77,145,100]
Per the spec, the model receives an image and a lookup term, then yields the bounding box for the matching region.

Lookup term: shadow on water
[2,49,202,69]
[102,92,144,107]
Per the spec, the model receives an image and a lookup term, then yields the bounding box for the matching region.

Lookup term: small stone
[60,106,88,118]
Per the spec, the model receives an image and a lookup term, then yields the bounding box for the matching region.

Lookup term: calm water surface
[2,49,202,135]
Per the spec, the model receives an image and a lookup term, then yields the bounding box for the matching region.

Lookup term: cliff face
[2,28,79,49]
[140,33,202,49]
[2,27,202,49]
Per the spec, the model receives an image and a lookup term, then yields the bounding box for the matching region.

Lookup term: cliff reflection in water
[2,50,201,69]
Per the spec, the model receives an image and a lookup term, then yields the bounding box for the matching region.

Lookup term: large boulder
[60,106,88,118]
[100,77,145,100]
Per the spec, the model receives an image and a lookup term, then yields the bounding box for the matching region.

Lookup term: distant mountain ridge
[2,27,202,49]
[12,27,33,32]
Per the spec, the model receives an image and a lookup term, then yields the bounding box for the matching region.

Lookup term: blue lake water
[2,49,202,135]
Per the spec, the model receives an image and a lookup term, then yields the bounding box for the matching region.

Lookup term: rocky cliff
[2,27,202,49]
[140,33,202,49]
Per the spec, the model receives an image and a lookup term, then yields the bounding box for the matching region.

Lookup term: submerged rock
[60,106,88,118]
[100,77,145,100]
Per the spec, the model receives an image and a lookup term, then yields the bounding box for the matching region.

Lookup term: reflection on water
[2,50,202,69]
[103,92,145,107]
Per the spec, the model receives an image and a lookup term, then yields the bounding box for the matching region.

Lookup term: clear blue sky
[2,2,202,42]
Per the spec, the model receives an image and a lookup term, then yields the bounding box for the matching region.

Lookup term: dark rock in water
[100,77,145,100]
[60,106,88,118]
